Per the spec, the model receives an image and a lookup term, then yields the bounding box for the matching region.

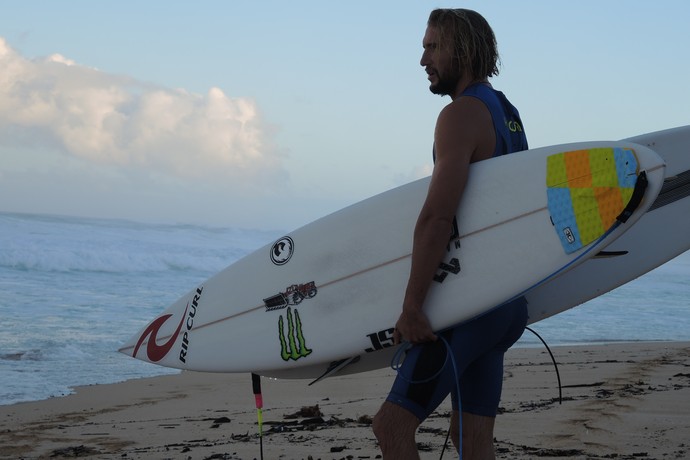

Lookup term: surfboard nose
[117,339,135,356]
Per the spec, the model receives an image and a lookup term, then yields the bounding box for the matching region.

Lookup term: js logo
[278,307,312,361]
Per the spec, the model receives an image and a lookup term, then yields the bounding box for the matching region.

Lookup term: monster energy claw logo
[278,307,312,361]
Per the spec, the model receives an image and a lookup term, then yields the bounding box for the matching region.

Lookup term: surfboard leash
[525,326,563,405]
[394,329,562,460]
[392,337,463,459]
[251,373,264,460]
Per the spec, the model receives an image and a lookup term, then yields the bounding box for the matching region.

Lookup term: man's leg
[450,410,496,460]
[449,299,527,458]
[373,401,422,460]
[374,333,455,459]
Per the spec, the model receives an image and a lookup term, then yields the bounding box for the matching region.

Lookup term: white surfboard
[119,140,665,374]
[262,125,690,381]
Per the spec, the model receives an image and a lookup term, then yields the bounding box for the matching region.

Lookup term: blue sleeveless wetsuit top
[433,83,528,160]
[462,83,528,156]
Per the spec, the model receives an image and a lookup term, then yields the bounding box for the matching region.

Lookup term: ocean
[1,211,689,406]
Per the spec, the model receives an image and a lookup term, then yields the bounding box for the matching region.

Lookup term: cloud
[0,37,286,187]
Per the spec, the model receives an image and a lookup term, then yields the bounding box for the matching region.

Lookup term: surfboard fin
[308,356,361,385]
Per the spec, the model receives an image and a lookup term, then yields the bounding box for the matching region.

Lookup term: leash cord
[391,328,561,459]
[251,373,264,460]
[525,326,562,404]
[392,337,463,459]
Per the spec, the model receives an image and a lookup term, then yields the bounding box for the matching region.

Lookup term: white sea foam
[0,211,282,405]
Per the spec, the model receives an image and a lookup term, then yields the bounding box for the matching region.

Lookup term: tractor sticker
[278,307,312,361]
[264,281,317,312]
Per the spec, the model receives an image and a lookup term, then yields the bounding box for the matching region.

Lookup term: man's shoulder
[439,95,492,126]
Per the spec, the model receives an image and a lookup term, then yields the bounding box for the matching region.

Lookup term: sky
[1,1,688,230]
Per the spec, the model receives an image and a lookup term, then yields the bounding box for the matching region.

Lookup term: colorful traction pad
[546,147,639,254]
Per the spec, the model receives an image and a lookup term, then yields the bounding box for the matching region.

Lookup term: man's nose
[420,50,429,67]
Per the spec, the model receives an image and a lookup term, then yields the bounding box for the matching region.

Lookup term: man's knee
[373,402,399,441]
[373,401,420,446]
[372,406,387,441]
[373,402,423,459]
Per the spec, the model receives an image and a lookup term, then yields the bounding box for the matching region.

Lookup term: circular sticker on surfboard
[270,236,294,265]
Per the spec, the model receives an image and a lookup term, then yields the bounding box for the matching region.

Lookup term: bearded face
[428,59,462,96]
[421,26,464,98]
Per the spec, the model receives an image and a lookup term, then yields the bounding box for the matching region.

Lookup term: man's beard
[429,66,462,97]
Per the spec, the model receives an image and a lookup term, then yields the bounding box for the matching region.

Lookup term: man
[372,9,528,460]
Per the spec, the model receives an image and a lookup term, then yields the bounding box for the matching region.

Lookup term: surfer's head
[422,9,500,97]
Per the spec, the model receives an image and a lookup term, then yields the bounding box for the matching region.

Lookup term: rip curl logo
[133,303,188,362]
[278,307,312,361]
[132,286,203,363]
[179,286,203,363]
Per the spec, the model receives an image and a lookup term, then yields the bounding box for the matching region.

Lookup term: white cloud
[0,37,286,187]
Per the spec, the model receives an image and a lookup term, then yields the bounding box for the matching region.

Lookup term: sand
[1,341,689,460]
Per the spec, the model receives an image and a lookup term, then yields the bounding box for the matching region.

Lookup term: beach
[1,341,689,460]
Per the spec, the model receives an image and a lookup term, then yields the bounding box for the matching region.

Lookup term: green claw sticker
[278,307,312,361]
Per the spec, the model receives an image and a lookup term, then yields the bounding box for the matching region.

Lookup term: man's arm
[393,96,493,344]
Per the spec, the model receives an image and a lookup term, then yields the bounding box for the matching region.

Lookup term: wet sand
[1,341,689,459]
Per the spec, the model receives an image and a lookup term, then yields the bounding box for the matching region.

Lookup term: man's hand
[393,308,438,345]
